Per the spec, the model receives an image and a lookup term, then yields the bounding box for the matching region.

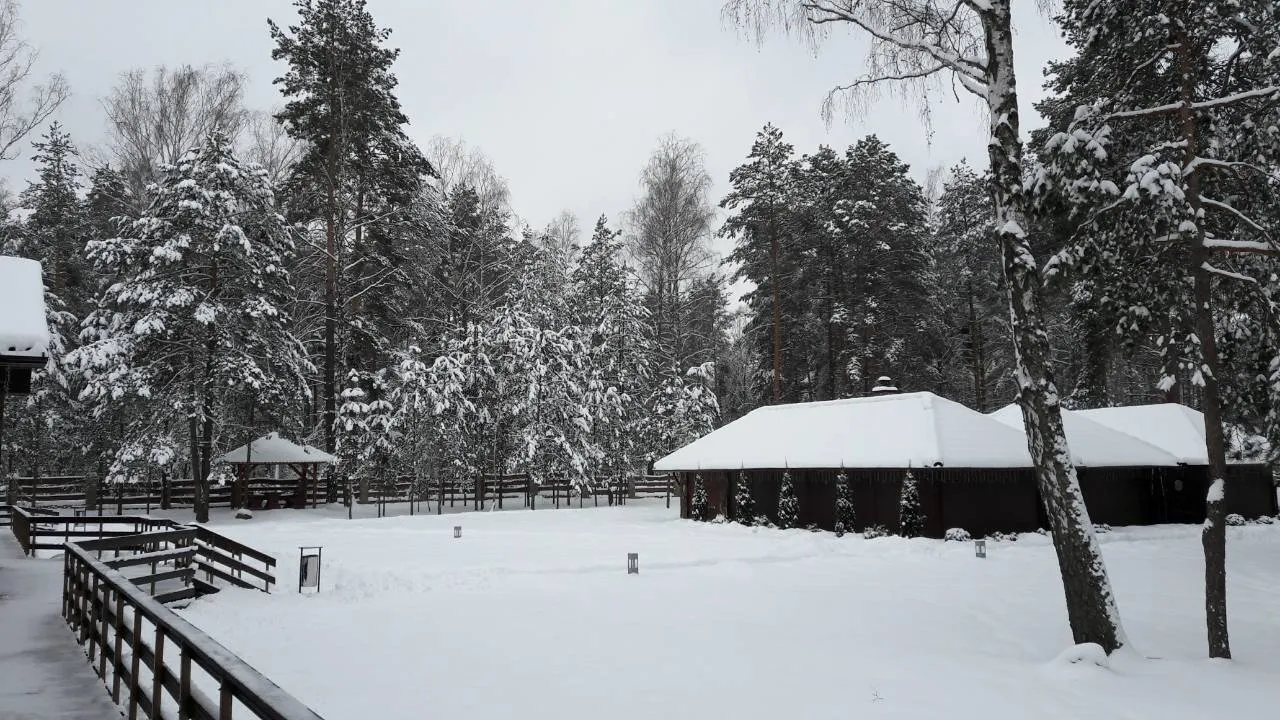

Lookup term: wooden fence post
[128,610,142,720]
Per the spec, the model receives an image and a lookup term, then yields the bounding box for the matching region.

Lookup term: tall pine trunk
[981,1,1125,652]
[1174,26,1231,659]
[966,280,988,412]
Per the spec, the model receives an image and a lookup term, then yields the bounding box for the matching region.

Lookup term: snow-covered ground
[173,503,1280,720]
[0,536,125,719]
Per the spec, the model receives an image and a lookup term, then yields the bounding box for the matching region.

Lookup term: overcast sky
[9,0,1068,255]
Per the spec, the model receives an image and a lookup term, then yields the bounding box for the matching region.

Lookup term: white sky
[7,0,1069,258]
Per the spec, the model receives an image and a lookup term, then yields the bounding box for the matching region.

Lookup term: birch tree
[1037,0,1280,658]
[724,0,1125,652]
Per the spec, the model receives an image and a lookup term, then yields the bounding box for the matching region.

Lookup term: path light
[975,539,987,559]
[453,525,462,539]
[299,546,323,593]
[627,552,639,574]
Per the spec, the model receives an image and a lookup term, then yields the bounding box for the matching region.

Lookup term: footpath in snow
[169,501,1280,720]
[0,535,119,720]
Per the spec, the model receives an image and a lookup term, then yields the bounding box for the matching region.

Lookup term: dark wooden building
[657,393,1277,537]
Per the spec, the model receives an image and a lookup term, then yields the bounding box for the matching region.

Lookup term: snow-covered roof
[1075,404,1265,465]
[216,432,338,465]
[0,256,50,360]
[653,391,1035,472]
[988,404,1181,467]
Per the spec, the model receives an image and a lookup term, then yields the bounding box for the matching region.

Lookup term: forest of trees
[1,0,1277,660]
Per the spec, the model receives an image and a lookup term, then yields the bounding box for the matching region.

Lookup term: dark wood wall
[678,463,1277,537]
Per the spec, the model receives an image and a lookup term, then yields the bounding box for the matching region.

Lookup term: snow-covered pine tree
[336,367,398,507]
[645,362,720,472]
[70,133,310,523]
[724,0,1126,653]
[690,473,709,521]
[270,0,435,474]
[3,124,90,477]
[721,124,797,403]
[898,469,923,538]
[733,469,754,524]
[834,469,855,536]
[569,216,653,490]
[1036,0,1280,659]
[777,470,798,529]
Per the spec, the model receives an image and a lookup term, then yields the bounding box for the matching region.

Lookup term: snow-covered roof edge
[0,256,50,360]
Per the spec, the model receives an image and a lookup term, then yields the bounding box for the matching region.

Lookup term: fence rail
[357,473,676,513]
[7,476,232,512]
[63,538,319,720]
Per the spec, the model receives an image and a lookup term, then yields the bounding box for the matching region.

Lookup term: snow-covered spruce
[691,474,710,521]
[734,470,754,525]
[898,468,924,538]
[834,469,855,537]
[777,470,798,529]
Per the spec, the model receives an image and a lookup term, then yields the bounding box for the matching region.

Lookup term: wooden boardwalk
[0,535,120,719]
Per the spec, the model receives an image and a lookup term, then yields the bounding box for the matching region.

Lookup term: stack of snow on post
[655,391,1277,537]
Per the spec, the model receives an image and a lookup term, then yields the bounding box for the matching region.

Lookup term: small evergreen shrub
[777,471,799,529]
[1251,515,1275,525]
[835,470,855,538]
[898,469,924,538]
[691,474,709,521]
[863,524,890,539]
[734,470,755,525]
[1225,513,1246,527]
[944,528,972,542]
[753,514,774,528]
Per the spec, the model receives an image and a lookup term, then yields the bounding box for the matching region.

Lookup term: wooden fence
[8,472,677,519]
[63,530,318,719]
[7,476,232,512]
[358,473,677,514]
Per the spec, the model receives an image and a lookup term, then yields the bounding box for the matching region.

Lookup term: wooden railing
[63,541,324,720]
[9,506,174,556]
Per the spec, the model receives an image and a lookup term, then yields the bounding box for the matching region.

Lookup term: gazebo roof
[216,432,338,465]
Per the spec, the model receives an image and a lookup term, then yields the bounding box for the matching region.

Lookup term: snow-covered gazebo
[215,432,337,510]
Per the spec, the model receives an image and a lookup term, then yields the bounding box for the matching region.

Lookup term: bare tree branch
[0,0,68,161]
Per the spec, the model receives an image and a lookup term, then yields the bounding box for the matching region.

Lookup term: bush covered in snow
[944,528,972,542]
[898,469,924,538]
[834,470,855,538]
[986,531,1018,543]
[691,475,709,521]
[753,514,774,529]
[235,508,254,520]
[1093,524,1112,534]
[863,525,889,539]
[777,471,798,529]
[1226,513,1246,527]
[734,470,754,524]
[1252,515,1276,525]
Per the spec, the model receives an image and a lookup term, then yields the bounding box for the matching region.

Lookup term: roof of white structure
[215,432,338,465]
[0,256,50,359]
[1074,404,1267,465]
[989,404,1182,467]
[653,391,1035,472]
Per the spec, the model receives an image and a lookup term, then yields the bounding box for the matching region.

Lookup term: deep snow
[171,503,1280,720]
[0,255,50,357]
